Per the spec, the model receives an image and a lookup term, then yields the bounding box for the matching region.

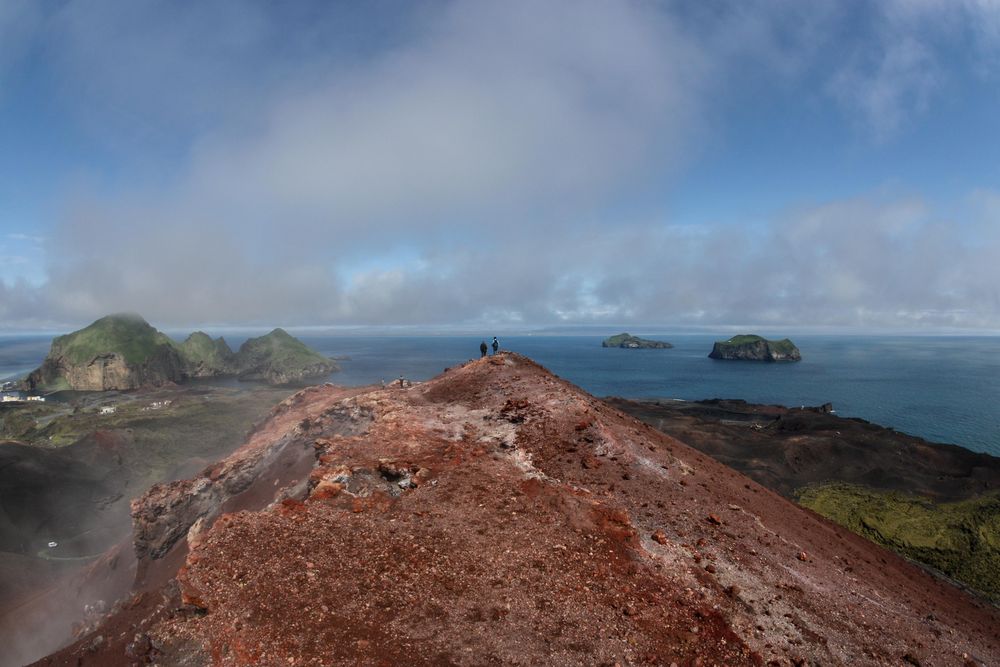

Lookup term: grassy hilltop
[234,328,335,383]
[716,334,798,355]
[51,313,176,366]
[179,331,235,375]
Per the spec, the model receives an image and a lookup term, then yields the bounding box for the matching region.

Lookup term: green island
[232,327,337,384]
[602,333,672,349]
[25,313,337,391]
[798,483,1000,602]
[179,331,235,377]
[708,334,801,361]
[53,314,178,366]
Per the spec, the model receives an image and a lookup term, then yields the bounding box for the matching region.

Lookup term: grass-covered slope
[26,314,187,390]
[799,483,1000,602]
[716,334,799,355]
[720,334,767,346]
[232,328,337,383]
[52,313,176,366]
[179,332,234,376]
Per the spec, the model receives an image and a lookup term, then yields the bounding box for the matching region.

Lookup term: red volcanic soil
[36,354,999,666]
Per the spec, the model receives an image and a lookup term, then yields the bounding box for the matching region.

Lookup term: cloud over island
[0,1,998,330]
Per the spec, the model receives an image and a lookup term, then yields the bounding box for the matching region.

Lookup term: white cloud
[828,37,941,141]
[827,0,1000,140]
[25,0,714,327]
[1,2,998,330]
[181,0,706,239]
[312,191,1000,330]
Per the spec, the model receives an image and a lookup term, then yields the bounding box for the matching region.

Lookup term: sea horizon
[3,332,998,459]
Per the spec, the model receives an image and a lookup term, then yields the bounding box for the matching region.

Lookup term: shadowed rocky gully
[33,354,1000,666]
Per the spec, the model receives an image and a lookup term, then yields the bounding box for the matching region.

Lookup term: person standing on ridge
[492,337,499,355]
[480,341,488,358]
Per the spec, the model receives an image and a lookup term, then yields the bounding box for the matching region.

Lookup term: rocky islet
[602,333,673,349]
[708,334,802,361]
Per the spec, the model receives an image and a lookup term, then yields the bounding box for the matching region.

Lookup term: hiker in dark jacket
[480,341,488,358]
[492,337,499,355]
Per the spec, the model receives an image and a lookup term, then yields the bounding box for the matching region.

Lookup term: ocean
[2,333,997,457]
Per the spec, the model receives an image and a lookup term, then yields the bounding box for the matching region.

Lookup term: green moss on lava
[797,483,1000,602]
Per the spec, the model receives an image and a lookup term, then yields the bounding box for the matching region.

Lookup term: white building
[99,406,116,415]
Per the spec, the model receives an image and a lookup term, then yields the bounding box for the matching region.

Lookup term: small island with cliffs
[602,332,673,349]
[708,334,801,361]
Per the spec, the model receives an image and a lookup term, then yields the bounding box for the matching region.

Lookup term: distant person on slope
[480,341,488,358]
[492,337,499,355]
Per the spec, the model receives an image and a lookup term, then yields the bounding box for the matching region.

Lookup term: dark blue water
[2,334,997,457]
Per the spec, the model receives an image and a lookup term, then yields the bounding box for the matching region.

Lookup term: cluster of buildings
[0,389,177,416]
[0,392,45,404]
[97,399,174,416]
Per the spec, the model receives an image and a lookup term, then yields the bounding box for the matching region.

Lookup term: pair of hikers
[479,337,499,358]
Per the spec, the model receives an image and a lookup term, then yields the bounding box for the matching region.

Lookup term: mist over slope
[0,384,296,667]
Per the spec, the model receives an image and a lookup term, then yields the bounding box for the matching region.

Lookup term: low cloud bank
[0,190,994,331]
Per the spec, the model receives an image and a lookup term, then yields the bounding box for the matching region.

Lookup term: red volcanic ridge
[38,353,999,666]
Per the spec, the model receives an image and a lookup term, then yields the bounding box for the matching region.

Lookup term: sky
[0,0,999,332]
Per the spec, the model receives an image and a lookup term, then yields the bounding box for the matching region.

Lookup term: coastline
[608,395,1000,603]
[3,333,999,456]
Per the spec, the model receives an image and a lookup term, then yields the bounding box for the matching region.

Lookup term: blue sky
[0,0,998,330]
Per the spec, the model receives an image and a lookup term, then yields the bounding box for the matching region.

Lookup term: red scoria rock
[34,353,1000,667]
